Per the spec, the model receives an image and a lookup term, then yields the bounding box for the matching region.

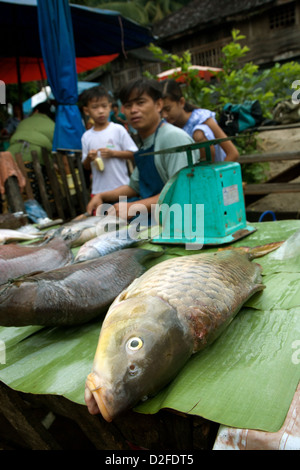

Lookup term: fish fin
[10,270,45,283]
[218,241,284,259]
[135,247,166,262]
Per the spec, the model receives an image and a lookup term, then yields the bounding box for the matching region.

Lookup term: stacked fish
[0,212,289,424]
[0,215,155,327]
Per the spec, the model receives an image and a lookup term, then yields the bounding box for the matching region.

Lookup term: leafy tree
[70,0,189,24]
[146,30,300,181]
[146,29,300,118]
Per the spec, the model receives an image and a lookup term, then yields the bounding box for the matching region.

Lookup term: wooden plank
[74,151,89,208]
[26,394,131,450]
[4,176,25,213]
[66,154,86,213]
[41,148,65,220]
[238,151,300,164]
[244,183,300,195]
[266,162,300,184]
[31,150,53,218]
[0,382,61,450]
[14,153,34,200]
[55,152,76,219]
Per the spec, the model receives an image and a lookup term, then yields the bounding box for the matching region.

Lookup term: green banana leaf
[0,220,300,433]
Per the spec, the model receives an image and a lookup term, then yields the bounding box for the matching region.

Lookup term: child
[81,85,138,196]
[160,79,239,162]
[86,78,199,220]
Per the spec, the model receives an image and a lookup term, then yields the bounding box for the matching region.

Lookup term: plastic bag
[219,100,263,135]
[24,199,50,224]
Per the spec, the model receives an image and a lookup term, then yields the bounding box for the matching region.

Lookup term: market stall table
[0,220,299,450]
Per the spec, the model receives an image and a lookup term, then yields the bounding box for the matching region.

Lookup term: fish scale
[120,252,261,339]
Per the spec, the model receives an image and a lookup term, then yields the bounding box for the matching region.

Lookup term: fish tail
[247,241,284,259]
[219,241,284,259]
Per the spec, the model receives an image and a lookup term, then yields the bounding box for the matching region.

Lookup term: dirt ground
[245,127,300,217]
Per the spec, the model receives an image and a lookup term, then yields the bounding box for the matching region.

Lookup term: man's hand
[103,201,129,220]
[87,194,103,215]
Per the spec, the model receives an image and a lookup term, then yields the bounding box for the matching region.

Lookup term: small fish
[0,237,73,286]
[0,248,160,327]
[0,228,42,244]
[45,215,126,247]
[74,226,148,262]
[85,243,281,422]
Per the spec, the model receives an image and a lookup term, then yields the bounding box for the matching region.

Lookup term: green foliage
[70,0,188,24]
[146,29,300,182]
[147,29,300,119]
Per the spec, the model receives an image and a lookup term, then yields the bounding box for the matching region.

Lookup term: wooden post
[41,148,65,220]
[74,151,89,208]
[55,151,76,219]
[31,150,53,218]
[4,176,25,213]
[66,153,86,213]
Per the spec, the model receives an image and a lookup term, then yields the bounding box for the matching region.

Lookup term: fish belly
[0,238,73,285]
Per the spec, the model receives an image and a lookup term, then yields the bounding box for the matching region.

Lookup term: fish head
[85,295,192,422]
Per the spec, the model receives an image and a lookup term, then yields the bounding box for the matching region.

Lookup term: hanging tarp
[37,0,85,151]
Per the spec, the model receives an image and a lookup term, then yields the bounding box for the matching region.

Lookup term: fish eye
[127,337,143,351]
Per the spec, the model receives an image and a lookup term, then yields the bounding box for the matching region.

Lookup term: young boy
[86,78,199,220]
[81,85,138,196]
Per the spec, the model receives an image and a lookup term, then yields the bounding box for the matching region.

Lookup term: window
[269,2,295,29]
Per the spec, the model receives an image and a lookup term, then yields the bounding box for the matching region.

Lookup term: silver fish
[45,215,126,247]
[75,226,148,262]
[85,244,281,422]
[0,228,42,244]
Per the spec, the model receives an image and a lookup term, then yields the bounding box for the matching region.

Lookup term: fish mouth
[86,373,113,422]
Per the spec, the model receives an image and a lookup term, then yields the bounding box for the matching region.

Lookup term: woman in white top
[160,79,239,162]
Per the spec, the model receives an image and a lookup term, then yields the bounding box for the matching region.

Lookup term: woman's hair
[160,79,197,112]
[119,78,162,104]
[32,102,55,120]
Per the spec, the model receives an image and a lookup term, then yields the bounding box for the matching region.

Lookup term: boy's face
[122,90,163,138]
[84,96,111,128]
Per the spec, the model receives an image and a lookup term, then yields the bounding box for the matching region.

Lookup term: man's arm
[109,194,160,220]
[86,185,138,215]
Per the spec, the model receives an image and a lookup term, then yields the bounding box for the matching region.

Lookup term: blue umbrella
[22,81,97,116]
[36,0,85,151]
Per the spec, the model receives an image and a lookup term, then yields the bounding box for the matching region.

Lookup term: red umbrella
[1,55,119,85]
[157,65,223,83]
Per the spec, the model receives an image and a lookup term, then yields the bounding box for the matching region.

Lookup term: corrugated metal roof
[153,0,276,38]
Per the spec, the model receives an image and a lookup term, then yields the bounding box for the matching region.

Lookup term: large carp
[0,248,158,327]
[85,244,281,422]
[0,237,73,285]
